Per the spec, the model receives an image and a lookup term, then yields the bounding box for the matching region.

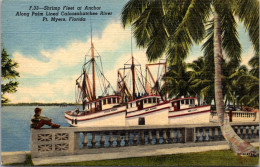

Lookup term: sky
[1,0,255,103]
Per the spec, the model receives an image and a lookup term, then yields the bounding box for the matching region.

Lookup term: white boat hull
[168,105,211,124]
[65,106,126,127]
[126,103,171,126]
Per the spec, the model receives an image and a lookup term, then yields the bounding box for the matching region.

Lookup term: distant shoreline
[2,103,79,106]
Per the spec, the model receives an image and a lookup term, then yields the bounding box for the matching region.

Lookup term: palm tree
[121,0,259,155]
[222,60,248,107]
[238,59,259,108]
[164,60,196,98]
[188,56,215,105]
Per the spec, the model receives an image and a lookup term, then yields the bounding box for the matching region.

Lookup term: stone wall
[30,122,259,158]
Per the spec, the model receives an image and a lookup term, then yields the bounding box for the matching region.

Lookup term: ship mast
[91,43,96,100]
[131,32,136,100]
[131,56,136,99]
[91,19,96,100]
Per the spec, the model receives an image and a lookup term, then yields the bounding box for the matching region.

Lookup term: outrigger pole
[118,70,132,99]
[146,63,167,101]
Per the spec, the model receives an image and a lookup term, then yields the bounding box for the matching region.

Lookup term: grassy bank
[8,149,259,166]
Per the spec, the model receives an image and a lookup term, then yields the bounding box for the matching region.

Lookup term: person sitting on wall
[31,107,60,129]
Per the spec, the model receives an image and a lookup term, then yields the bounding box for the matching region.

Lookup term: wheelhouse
[84,95,122,113]
[170,97,196,111]
[127,95,161,110]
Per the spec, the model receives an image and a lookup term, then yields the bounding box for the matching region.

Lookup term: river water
[1,106,76,152]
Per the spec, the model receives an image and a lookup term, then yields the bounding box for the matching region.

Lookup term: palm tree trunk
[212,6,258,156]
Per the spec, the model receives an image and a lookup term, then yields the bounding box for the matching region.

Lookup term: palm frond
[121,0,150,28]
[234,0,259,54]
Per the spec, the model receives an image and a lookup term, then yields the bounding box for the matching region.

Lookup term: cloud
[5,75,78,103]
[13,21,131,76]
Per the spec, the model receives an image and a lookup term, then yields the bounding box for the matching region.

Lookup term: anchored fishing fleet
[64,32,211,127]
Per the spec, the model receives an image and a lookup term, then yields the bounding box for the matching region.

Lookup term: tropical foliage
[164,60,195,98]
[187,56,258,108]
[121,0,259,155]
[1,48,20,103]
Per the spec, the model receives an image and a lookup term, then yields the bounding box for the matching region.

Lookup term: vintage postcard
[1,0,259,166]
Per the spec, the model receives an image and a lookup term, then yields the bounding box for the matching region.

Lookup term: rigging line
[140,66,145,89]
[91,48,104,75]
[76,72,84,82]
[84,48,92,63]
[99,69,107,95]
[98,72,105,96]
[98,55,104,76]
[94,61,116,92]
[94,60,109,91]
[136,80,140,94]
[137,75,146,94]
[135,68,147,87]
[133,57,141,66]
[97,59,107,92]
[124,57,132,65]
[82,59,92,70]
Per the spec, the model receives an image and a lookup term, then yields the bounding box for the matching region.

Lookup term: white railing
[31,122,259,158]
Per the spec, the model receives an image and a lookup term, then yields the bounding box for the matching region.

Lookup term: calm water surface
[1,106,76,152]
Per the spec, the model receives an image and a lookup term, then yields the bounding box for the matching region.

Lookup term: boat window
[117,97,119,103]
[171,102,174,107]
[130,103,132,108]
[190,99,194,104]
[144,99,147,103]
[181,100,184,104]
[148,98,152,103]
[108,98,111,104]
[87,104,89,109]
[113,98,116,103]
[90,103,92,108]
[185,99,189,105]
[157,98,160,103]
[153,98,156,103]
[103,99,106,105]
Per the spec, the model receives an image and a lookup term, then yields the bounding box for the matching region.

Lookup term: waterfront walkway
[32,141,258,165]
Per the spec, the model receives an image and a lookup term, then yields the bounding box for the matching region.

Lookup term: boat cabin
[170,97,197,111]
[84,95,122,113]
[126,95,161,112]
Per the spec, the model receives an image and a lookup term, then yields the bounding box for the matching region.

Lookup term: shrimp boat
[118,57,211,126]
[64,42,126,127]
[118,59,171,126]
[168,97,211,124]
